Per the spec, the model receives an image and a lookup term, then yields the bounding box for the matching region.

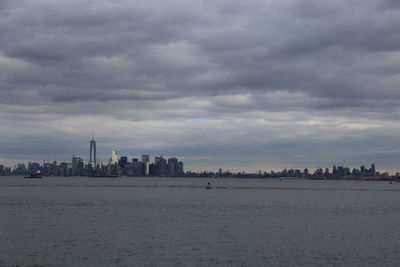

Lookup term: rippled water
[1,176,399,266]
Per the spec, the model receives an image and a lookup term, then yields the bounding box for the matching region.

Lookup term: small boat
[206,182,212,190]
[24,171,42,179]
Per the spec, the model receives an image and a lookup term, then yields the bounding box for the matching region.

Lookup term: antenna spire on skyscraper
[89,133,97,167]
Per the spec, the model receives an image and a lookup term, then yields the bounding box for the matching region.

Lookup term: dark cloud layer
[1,0,400,171]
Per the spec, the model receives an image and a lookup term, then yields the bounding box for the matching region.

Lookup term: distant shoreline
[0,175,397,182]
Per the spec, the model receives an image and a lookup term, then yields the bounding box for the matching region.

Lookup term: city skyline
[0,137,185,177]
[1,154,393,179]
[1,1,400,172]
[0,136,397,176]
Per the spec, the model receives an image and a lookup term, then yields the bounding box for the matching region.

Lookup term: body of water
[0,176,399,266]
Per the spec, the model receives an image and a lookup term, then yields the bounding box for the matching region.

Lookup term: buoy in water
[206,182,212,190]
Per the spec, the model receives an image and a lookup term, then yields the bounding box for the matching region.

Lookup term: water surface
[1,176,399,266]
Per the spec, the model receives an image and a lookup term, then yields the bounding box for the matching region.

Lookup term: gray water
[1,176,399,266]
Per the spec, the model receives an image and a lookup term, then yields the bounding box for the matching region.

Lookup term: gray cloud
[1,0,400,172]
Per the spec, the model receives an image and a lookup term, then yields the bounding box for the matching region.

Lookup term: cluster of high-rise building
[184,164,394,180]
[94,152,184,177]
[85,137,184,177]
[0,164,12,176]
[0,137,184,177]
[265,163,390,179]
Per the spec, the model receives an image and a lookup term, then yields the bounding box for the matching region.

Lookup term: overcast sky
[1,0,400,172]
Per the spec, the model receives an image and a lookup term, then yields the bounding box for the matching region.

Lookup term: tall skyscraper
[111,151,118,164]
[167,157,178,177]
[141,155,150,176]
[155,156,167,176]
[370,163,376,176]
[118,156,128,167]
[89,136,96,166]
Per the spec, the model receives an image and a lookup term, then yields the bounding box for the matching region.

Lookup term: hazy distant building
[72,155,79,169]
[178,162,184,176]
[107,163,118,176]
[332,166,337,176]
[315,168,323,177]
[72,155,84,176]
[337,166,345,177]
[28,162,40,173]
[111,151,118,164]
[118,156,128,168]
[142,162,149,176]
[155,156,167,176]
[360,165,366,176]
[168,157,178,177]
[60,162,68,176]
[140,155,150,176]
[131,159,142,176]
[149,163,156,176]
[89,137,96,167]
[370,163,376,176]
